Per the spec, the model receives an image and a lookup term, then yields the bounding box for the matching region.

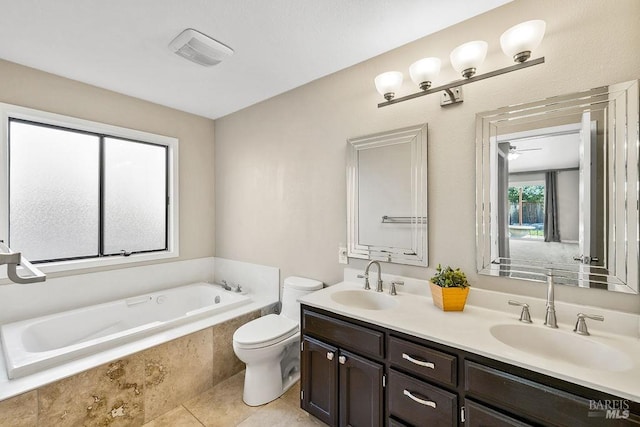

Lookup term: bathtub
[0,282,251,379]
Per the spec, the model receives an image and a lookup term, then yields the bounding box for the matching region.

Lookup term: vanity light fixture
[409,57,441,90]
[500,20,546,63]
[450,41,488,79]
[374,71,404,101]
[375,20,546,108]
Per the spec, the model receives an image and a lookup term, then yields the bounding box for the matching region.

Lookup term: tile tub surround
[0,256,280,401]
[0,310,260,426]
[0,391,37,427]
[300,269,640,402]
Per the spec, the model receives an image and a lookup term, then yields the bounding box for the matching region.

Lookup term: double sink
[329,287,635,374]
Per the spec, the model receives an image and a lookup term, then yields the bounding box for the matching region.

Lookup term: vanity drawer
[389,336,457,387]
[388,369,458,427]
[465,400,531,427]
[464,361,625,427]
[301,309,384,359]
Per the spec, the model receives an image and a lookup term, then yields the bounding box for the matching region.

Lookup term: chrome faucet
[574,313,604,336]
[544,269,558,328]
[215,280,232,291]
[357,261,384,292]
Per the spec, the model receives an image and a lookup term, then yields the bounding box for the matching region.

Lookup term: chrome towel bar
[381,216,427,224]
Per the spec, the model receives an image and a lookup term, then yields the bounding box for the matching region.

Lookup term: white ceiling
[0,0,511,119]
[502,124,582,173]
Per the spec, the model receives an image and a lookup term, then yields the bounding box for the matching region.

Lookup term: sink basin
[490,324,633,372]
[330,290,398,311]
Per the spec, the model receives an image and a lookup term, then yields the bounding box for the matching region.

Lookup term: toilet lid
[233,314,298,349]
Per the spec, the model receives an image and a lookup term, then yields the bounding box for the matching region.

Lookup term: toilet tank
[281,276,323,323]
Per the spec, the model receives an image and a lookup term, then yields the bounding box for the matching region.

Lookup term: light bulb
[449,41,487,78]
[374,71,403,101]
[409,57,441,90]
[500,20,546,63]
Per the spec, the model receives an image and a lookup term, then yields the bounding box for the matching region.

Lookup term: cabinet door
[338,349,384,427]
[301,336,338,426]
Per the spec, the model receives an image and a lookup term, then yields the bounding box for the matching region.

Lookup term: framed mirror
[476,80,639,293]
[347,123,428,266]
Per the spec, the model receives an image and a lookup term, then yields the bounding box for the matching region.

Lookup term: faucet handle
[389,280,403,296]
[508,300,532,323]
[573,313,604,336]
[357,273,370,290]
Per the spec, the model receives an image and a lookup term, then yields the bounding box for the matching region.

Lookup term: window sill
[0,250,179,283]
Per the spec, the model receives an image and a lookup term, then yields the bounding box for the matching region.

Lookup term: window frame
[0,103,179,275]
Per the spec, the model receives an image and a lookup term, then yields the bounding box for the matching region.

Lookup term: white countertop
[298,273,640,403]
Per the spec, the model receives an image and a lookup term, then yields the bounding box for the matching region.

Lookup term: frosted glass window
[7,118,170,264]
[103,138,167,254]
[9,120,100,261]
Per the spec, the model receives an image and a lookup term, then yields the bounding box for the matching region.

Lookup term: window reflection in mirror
[476,80,639,293]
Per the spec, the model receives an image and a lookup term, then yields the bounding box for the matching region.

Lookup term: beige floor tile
[143,406,204,427]
[184,371,259,427]
[237,399,325,427]
[279,381,301,410]
[0,391,38,427]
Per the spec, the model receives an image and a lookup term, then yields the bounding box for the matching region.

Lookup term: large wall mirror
[476,80,639,293]
[347,123,428,266]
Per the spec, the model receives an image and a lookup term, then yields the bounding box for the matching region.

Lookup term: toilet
[233,276,323,406]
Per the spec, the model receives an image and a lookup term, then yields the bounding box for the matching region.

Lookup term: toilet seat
[233,314,298,349]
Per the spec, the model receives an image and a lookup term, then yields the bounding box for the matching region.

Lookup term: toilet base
[237,333,301,406]
[243,367,299,406]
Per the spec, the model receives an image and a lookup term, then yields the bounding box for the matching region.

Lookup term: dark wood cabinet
[301,336,338,426]
[338,349,384,427]
[388,336,457,387]
[464,360,640,427]
[301,310,384,427]
[464,400,531,427]
[300,304,640,427]
[388,369,457,426]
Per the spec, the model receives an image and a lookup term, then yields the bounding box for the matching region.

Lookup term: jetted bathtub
[1,282,250,379]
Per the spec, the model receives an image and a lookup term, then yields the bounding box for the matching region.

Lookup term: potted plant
[429,264,470,311]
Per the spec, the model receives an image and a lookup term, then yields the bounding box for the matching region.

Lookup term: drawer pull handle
[403,389,436,409]
[402,353,435,369]
[327,352,334,361]
[338,355,347,365]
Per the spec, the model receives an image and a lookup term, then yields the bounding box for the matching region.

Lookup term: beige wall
[0,59,216,276]
[214,0,640,313]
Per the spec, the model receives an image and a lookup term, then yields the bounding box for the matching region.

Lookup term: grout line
[181,404,206,427]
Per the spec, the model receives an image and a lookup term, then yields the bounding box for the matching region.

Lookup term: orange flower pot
[429,281,470,311]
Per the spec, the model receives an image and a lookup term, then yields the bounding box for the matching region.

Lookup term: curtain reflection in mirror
[544,171,560,243]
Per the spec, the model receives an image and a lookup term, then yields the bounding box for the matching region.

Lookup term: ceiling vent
[169,28,234,67]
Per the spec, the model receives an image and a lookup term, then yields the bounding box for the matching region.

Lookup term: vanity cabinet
[301,309,384,426]
[301,336,338,425]
[300,305,640,427]
[463,400,530,427]
[463,360,640,426]
[387,336,459,426]
[388,369,457,426]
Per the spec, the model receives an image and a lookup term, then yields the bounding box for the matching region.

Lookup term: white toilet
[233,276,322,406]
